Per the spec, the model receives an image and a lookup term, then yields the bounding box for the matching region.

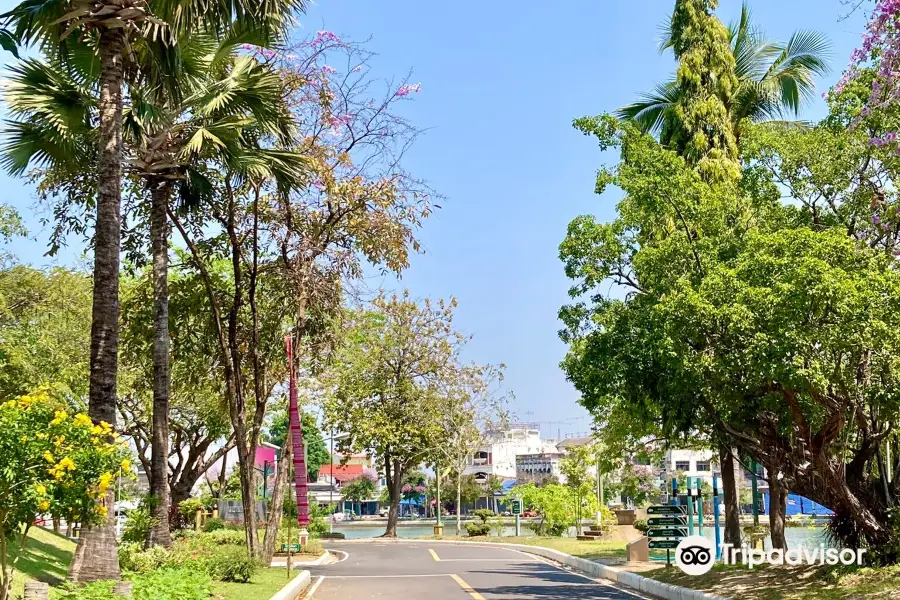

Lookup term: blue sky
[0,0,871,439]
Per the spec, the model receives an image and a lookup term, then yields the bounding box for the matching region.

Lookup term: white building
[664,449,717,486]
[515,452,566,484]
[464,423,552,482]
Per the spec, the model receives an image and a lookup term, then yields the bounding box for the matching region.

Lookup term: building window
[696,461,710,472]
[675,461,691,471]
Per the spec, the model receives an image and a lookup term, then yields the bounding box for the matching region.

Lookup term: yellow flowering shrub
[0,389,132,596]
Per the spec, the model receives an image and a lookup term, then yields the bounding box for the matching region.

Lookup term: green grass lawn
[420,535,628,563]
[5,526,76,598]
[645,562,900,599]
[211,567,297,600]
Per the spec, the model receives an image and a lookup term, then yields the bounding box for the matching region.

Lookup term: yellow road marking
[450,574,486,600]
[428,548,441,561]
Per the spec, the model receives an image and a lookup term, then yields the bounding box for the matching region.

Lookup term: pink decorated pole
[286,335,310,533]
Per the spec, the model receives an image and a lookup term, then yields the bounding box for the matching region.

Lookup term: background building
[463,423,553,483]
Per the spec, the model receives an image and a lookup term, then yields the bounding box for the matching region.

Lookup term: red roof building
[318,464,366,483]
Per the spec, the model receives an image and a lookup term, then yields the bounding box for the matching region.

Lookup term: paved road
[306,541,650,599]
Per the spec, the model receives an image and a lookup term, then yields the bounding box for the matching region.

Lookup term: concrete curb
[268,569,311,600]
[270,550,333,567]
[327,538,729,600]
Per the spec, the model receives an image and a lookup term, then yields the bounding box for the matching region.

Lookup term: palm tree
[617,2,830,139]
[126,34,302,548]
[1,0,305,580]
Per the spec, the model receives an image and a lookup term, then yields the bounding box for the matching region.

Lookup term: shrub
[472,509,495,522]
[178,498,204,520]
[59,581,118,600]
[465,522,491,537]
[199,528,244,545]
[119,542,171,574]
[633,519,649,534]
[132,568,212,600]
[172,528,199,541]
[490,515,505,537]
[206,546,258,583]
[122,502,157,544]
[301,539,324,556]
[202,517,225,533]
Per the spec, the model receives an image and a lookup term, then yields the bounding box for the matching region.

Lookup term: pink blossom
[322,65,337,75]
[395,82,422,97]
[311,30,341,47]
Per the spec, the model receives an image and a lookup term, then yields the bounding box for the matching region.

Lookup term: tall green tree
[1,0,305,579]
[323,294,463,537]
[619,3,830,138]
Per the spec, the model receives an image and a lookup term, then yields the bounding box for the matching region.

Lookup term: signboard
[647,527,688,539]
[511,499,523,515]
[649,540,680,549]
[647,505,687,515]
[648,516,687,527]
[281,544,301,552]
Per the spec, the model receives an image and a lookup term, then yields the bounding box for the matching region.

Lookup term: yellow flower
[95,505,107,518]
[57,457,75,472]
[43,451,55,463]
[2,400,16,409]
[18,395,33,407]
[121,459,131,472]
[54,435,65,448]
[36,432,48,440]
[38,500,50,512]
[73,413,93,428]
[20,435,28,442]
[98,472,113,493]
[50,410,67,426]
[35,484,46,495]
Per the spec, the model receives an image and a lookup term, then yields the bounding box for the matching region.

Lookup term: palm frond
[761,30,831,113]
[615,81,680,135]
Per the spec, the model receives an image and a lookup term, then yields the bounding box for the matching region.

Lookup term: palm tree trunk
[147,180,172,548]
[69,26,125,584]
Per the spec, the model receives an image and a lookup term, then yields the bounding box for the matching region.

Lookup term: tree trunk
[236,440,259,557]
[383,459,404,537]
[456,475,462,536]
[719,446,742,548]
[52,516,60,534]
[261,439,293,564]
[769,474,788,551]
[147,181,172,548]
[70,27,125,584]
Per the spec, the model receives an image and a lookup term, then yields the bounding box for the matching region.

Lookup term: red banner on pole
[286,335,310,527]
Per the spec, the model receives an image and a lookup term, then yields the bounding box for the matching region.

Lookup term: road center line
[450,574,486,600]
[434,558,539,562]
[428,548,441,561]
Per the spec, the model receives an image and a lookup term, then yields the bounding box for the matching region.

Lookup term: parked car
[378,507,388,517]
[522,510,538,518]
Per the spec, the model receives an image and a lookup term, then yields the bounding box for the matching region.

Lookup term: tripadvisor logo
[674,536,868,575]
[675,536,715,575]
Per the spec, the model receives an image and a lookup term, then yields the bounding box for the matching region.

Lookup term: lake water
[332,522,829,549]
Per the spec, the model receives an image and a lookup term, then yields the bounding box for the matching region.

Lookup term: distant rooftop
[556,436,594,449]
